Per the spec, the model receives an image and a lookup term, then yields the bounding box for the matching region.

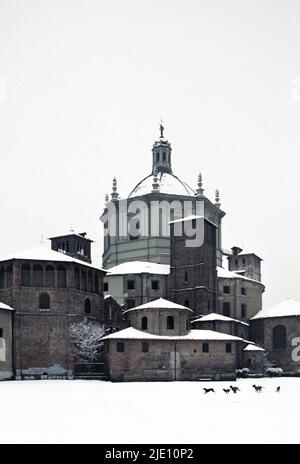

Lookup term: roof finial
[105,193,109,205]
[70,224,75,233]
[159,119,164,139]
[111,177,119,201]
[196,172,204,196]
[39,235,46,247]
[215,189,221,208]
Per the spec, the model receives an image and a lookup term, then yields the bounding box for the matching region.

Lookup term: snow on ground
[0,377,299,444]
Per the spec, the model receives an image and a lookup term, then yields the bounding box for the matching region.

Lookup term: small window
[142,342,149,353]
[242,258,246,265]
[202,343,209,353]
[151,280,159,291]
[127,280,135,291]
[241,287,247,296]
[141,316,148,331]
[223,286,231,294]
[156,152,160,163]
[235,259,238,267]
[226,343,232,353]
[185,300,190,309]
[185,272,188,283]
[39,293,50,310]
[162,152,167,162]
[167,316,174,330]
[85,299,91,315]
[248,358,252,365]
[117,342,125,353]
[223,302,231,317]
[273,325,287,350]
[106,343,109,353]
[0,328,3,338]
[186,319,189,331]
[241,304,247,319]
[103,282,109,292]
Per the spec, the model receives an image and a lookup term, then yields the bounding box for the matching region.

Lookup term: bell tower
[152,123,172,174]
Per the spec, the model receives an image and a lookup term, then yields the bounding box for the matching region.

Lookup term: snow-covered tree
[69,320,105,362]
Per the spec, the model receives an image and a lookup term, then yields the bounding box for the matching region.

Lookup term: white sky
[0,0,300,308]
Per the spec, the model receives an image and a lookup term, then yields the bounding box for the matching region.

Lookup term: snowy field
[0,377,299,444]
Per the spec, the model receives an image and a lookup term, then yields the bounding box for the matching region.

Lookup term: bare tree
[69,320,105,362]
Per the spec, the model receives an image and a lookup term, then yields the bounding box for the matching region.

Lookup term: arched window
[141,316,148,331]
[39,293,50,310]
[85,298,91,315]
[57,265,67,288]
[21,264,31,287]
[273,325,287,350]
[45,265,55,287]
[88,271,93,293]
[117,342,125,353]
[75,267,80,290]
[33,264,43,287]
[167,316,174,330]
[6,265,13,288]
[156,152,160,163]
[94,274,99,294]
[81,270,87,292]
[0,267,5,289]
[162,152,167,162]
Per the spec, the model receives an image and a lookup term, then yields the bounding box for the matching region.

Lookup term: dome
[129,172,196,198]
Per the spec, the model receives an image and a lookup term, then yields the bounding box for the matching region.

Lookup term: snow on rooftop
[243,344,265,352]
[102,327,245,342]
[123,298,193,314]
[107,261,170,276]
[0,301,14,311]
[251,298,300,320]
[129,172,195,198]
[191,313,249,326]
[0,246,106,272]
[217,267,261,284]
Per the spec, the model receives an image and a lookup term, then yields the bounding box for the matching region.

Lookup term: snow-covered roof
[123,298,193,314]
[243,344,265,352]
[251,298,300,320]
[102,327,245,342]
[191,313,249,326]
[217,267,262,284]
[0,246,106,272]
[48,232,93,242]
[0,301,14,311]
[107,261,170,276]
[129,172,196,198]
[170,215,217,228]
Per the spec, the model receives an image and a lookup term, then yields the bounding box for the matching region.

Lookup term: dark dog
[203,388,215,394]
[276,386,281,393]
[223,389,231,394]
[253,384,264,393]
[230,386,240,394]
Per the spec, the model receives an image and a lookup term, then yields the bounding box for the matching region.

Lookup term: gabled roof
[251,298,300,320]
[107,261,170,276]
[102,327,245,342]
[0,302,14,311]
[123,298,193,314]
[0,246,106,272]
[191,312,249,326]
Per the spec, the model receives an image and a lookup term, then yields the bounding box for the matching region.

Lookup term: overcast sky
[0,0,299,308]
